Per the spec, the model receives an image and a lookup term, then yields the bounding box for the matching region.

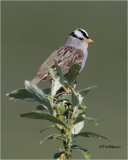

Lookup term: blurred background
[1,1,127,159]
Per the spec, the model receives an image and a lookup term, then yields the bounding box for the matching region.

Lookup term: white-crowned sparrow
[31,28,93,85]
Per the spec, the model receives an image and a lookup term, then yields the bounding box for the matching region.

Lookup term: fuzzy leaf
[25,81,53,113]
[36,105,48,111]
[79,103,87,110]
[71,145,90,160]
[72,121,84,135]
[82,151,90,160]
[73,132,111,140]
[40,134,65,144]
[51,78,62,96]
[27,88,51,102]
[73,115,99,126]
[71,145,87,151]
[68,63,81,84]
[79,86,97,97]
[54,59,64,85]
[59,102,66,115]
[77,109,87,116]
[6,88,32,100]
[54,151,65,159]
[46,60,64,96]
[46,65,55,80]
[72,89,79,108]
[20,112,68,128]
[57,94,72,104]
[40,124,55,133]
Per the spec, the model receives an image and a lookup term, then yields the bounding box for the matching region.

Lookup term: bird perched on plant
[31,28,93,85]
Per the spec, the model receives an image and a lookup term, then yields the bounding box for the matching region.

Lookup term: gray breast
[80,50,88,72]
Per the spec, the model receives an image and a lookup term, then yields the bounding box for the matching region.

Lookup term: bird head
[65,28,93,49]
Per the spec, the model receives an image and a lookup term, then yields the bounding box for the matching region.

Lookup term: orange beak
[85,38,94,43]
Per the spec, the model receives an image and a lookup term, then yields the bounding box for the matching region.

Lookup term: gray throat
[64,36,88,71]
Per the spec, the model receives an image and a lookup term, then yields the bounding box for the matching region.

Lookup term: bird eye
[79,38,84,41]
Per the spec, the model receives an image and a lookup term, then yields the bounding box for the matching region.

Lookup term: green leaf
[40,124,55,133]
[46,60,64,96]
[73,115,99,126]
[54,151,65,159]
[71,145,87,151]
[71,145,90,160]
[79,86,97,97]
[6,88,51,101]
[20,112,68,129]
[55,91,67,98]
[40,134,65,144]
[54,59,64,85]
[82,151,90,160]
[46,65,55,80]
[77,109,87,116]
[51,77,62,96]
[79,102,87,110]
[43,88,51,95]
[68,63,81,84]
[36,105,48,111]
[72,121,84,135]
[57,94,72,104]
[51,81,61,97]
[73,132,111,140]
[6,88,32,100]
[59,102,66,115]
[25,81,53,113]
[72,89,79,108]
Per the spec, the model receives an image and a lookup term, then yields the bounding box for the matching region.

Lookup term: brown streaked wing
[58,48,84,75]
[31,46,84,84]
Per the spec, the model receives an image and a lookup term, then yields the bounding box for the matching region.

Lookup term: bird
[31,28,93,85]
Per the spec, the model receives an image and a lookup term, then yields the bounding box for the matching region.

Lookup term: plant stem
[67,155,71,160]
[63,85,69,94]
[56,106,62,120]
[60,136,66,160]
[60,152,65,160]
[56,105,65,160]
[65,105,72,160]
[58,101,73,160]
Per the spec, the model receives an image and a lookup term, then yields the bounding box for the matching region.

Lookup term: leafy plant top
[7,60,110,160]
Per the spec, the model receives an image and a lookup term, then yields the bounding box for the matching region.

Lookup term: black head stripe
[78,29,89,39]
[70,32,84,41]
